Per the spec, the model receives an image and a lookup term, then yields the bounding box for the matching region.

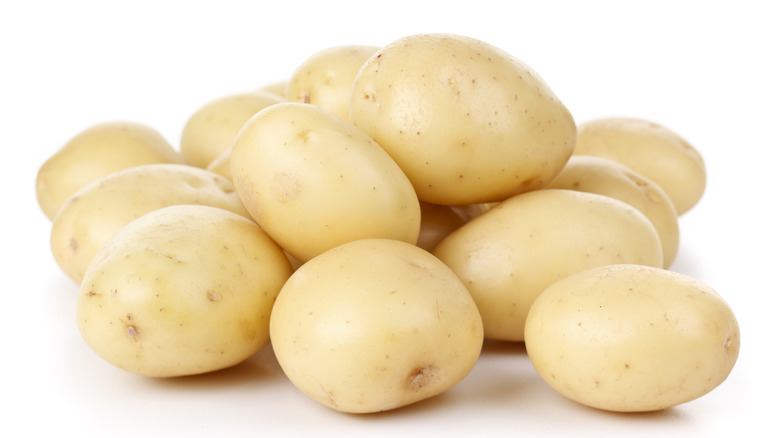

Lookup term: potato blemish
[407,365,438,391]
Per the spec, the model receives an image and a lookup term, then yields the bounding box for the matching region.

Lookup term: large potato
[36,121,183,220]
[544,155,680,267]
[50,163,252,285]
[573,117,706,215]
[179,91,283,168]
[350,33,576,205]
[287,45,380,120]
[525,264,740,412]
[270,238,484,413]
[76,204,292,377]
[230,102,421,262]
[433,189,663,342]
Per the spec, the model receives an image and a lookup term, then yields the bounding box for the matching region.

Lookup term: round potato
[350,33,576,205]
[270,238,484,413]
[36,121,183,220]
[77,204,292,378]
[525,264,740,412]
[544,155,680,267]
[179,91,283,168]
[433,189,663,342]
[287,45,380,120]
[51,163,252,285]
[573,117,706,215]
[230,102,421,262]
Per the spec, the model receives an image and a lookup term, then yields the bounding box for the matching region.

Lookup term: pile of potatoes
[36,33,738,415]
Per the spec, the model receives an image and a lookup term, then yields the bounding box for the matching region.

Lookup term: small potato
[525,264,740,412]
[36,121,183,220]
[350,33,576,205]
[545,155,680,267]
[433,189,663,342]
[179,91,283,168]
[287,45,380,120]
[77,205,292,377]
[270,238,483,413]
[573,117,706,215]
[416,202,467,252]
[50,163,252,285]
[230,102,421,262]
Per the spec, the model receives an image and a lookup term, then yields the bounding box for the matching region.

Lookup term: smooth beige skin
[36,121,183,220]
[287,45,379,121]
[270,238,484,413]
[525,264,740,412]
[179,91,283,168]
[350,33,576,205]
[416,202,467,252]
[205,145,232,179]
[230,102,421,262]
[51,163,252,285]
[257,80,288,99]
[77,205,292,378]
[573,117,706,215]
[433,189,663,342]
[545,155,680,268]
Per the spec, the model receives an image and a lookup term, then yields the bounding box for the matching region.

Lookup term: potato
[416,201,467,252]
[76,204,292,377]
[205,145,232,179]
[350,33,576,205]
[230,102,421,262]
[257,80,288,99]
[50,163,252,285]
[36,121,183,220]
[525,264,740,412]
[269,238,483,413]
[179,91,283,168]
[544,155,680,267]
[573,117,706,215]
[433,189,663,342]
[287,45,380,120]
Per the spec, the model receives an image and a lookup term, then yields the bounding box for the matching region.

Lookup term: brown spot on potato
[407,365,438,391]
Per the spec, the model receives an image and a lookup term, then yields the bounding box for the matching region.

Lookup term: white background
[2,1,778,436]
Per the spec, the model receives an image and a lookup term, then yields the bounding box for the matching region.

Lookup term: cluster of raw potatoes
[37,33,739,415]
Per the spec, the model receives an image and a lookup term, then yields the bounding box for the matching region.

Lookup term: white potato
[525,264,740,412]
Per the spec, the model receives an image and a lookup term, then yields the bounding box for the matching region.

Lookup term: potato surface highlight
[573,117,706,215]
[76,205,292,377]
[269,238,484,413]
[50,163,251,285]
[36,121,183,220]
[524,264,740,412]
[433,189,663,342]
[350,33,576,205]
[230,102,421,262]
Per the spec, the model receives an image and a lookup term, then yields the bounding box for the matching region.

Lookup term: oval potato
[525,264,740,412]
[573,117,706,215]
[350,33,576,205]
[230,102,421,262]
[433,189,663,342]
[36,121,183,220]
[270,238,483,413]
[545,155,680,267]
[76,204,292,377]
[51,163,252,285]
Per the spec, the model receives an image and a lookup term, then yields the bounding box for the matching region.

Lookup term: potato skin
[180,91,282,168]
[524,264,740,412]
[50,163,251,285]
[287,45,379,120]
[350,33,576,205]
[433,189,663,342]
[36,121,183,220]
[573,117,706,215]
[76,205,292,377]
[544,155,680,267]
[269,238,483,413]
[230,102,421,262]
